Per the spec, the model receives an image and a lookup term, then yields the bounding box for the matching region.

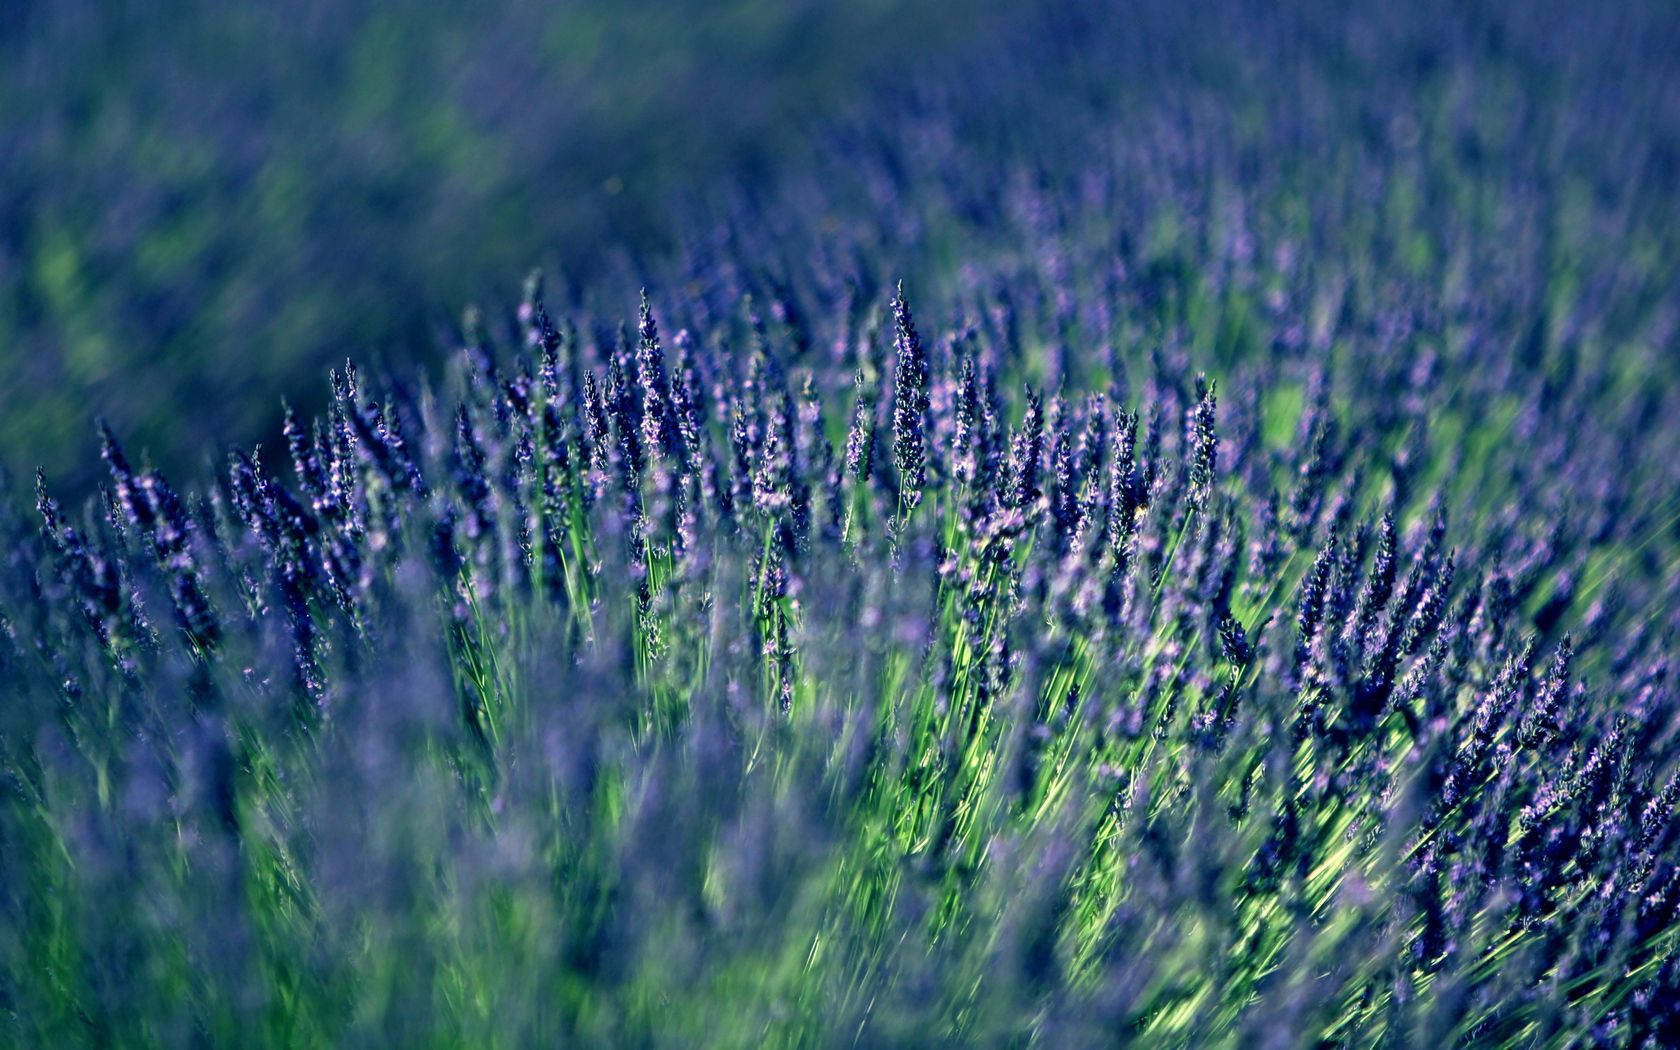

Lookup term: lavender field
[4,1,1680,1046]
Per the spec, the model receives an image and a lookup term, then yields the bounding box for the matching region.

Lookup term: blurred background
[4,0,1678,494]
[0,0,1000,491]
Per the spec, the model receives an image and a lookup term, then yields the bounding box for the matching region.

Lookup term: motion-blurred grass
[0,0,997,490]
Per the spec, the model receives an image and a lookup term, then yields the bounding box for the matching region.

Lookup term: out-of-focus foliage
[0,0,998,489]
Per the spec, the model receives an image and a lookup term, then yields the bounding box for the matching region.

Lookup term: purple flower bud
[890,281,930,512]
[1187,374,1218,513]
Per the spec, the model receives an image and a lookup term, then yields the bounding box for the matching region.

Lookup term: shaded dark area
[1,0,1000,490]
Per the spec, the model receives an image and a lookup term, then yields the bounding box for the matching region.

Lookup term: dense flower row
[3,243,1676,1043]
